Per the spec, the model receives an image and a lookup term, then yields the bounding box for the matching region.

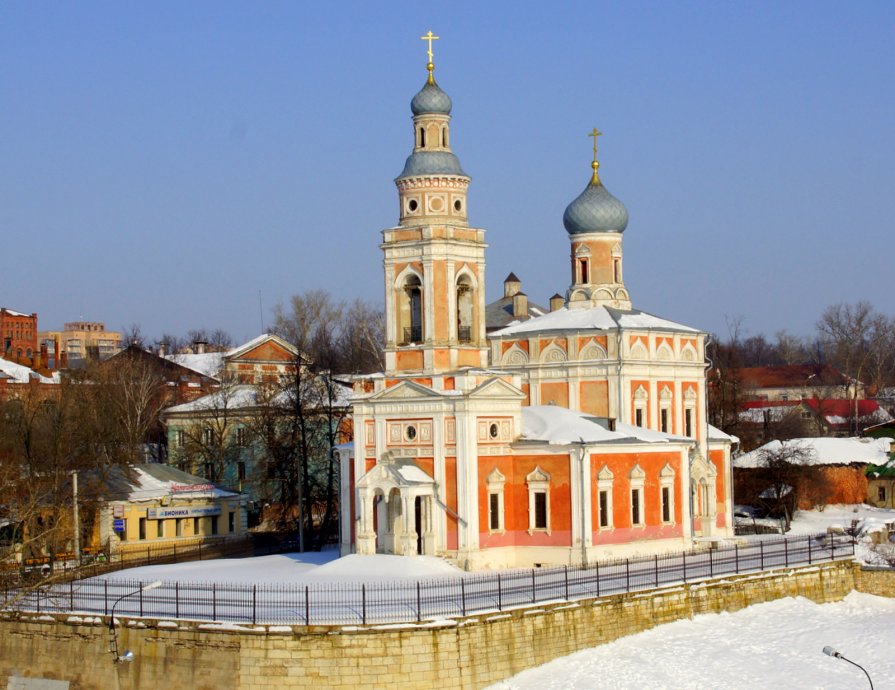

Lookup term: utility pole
[71,470,80,564]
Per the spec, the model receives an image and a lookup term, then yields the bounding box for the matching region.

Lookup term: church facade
[339,41,734,569]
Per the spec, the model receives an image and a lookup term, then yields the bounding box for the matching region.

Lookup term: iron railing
[0,533,854,627]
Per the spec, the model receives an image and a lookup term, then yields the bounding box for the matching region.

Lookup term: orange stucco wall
[445,456,458,550]
[396,350,424,371]
[579,381,609,417]
[540,382,569,408]
[457,349,482,367]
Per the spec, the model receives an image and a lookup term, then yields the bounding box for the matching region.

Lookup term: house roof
[485,296,549,330]
[165,352,225,379]
[163,379,352,415]
[739,398,891,427]
[83,463,240,502]
[736,365,849,389]
[490,304,700,337]
[733,437,892,468]
[0,357,57,384]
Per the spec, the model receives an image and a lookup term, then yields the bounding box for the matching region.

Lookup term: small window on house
[879,485,887,503]
[534,491,548,530]
[204,462,215,481]
[238,461,246,482]
[660,409,669,433]
[635,409,643,427]
[210,516,219,536]
[175,430,184,447]
[631,488,642,526]
[203,428,213,445]
[685,409,693,437]
[176,518,184,537]
[193,517,200,535]
[599,489,610,528]
[662,486,671,523]
[228,512,236,533]
[405,425,417,441]
[489,493,500,530]
[489,423,499,439]
[139,518,147,540]
[157,519,165,538]
[236,427,247,446]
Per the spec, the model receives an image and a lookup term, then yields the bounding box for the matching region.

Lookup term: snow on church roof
[491,304,700,337]
[521,406,690,446]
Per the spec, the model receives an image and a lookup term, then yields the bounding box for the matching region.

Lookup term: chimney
[54,339,60,370]
[40,342,48,370]
[60,350,68,370]
[549,293,565,312]
[512,292,529,319]
[195,340,207,355]
[503,272,521,298]
[158,343,166,358]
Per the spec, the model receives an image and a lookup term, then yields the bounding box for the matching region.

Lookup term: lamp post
[108,580,163,663]
[823,646,873,689]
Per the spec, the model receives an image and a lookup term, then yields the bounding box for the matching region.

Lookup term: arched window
[399,274,423,345]
[456,274,474,343]
[419,127,426,148]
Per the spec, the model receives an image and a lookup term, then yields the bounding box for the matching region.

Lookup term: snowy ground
[98,551,465,585]
[743,503,895,564]
[487,592,893,690]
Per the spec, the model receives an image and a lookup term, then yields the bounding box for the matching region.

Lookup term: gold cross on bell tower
[421,30,440,84]
[588,127,603,184]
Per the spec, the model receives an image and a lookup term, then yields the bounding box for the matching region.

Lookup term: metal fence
[1,533,854,627]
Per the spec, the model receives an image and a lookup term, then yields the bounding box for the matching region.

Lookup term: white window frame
[634,385,648,428]
[684,388,698,438]
[597,465,614,530]
[660,463,676,525]
[526,466,551,534]
[486,467,506,534]
[659,386,673,434]
[630,464,646,527]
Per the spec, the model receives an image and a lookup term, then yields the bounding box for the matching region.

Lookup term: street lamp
[823,646,873,689]
[108,580,163,663]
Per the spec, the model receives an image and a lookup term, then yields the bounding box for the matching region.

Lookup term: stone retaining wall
[0,561,861,690]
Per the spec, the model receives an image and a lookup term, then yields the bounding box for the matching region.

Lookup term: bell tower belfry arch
[382,33,489,375]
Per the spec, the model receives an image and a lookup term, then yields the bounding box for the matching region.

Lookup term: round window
[408,199,418,212]
[489,423,499,439]
[405,425,417,441]
[454,199,462,212]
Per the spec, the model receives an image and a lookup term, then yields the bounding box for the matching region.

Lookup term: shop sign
[146,505,222,519]
[113,519,125,531]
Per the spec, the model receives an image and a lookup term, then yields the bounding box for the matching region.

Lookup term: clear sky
[2,2,892,344]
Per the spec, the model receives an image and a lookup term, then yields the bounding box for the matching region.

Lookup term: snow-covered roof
[225,332,299,360]
[734,437,893,469]
[0,358,57,384]
[164,379,352,415]
[491,304,700,337]
[126,464,239,502]
[708,424,739,443]
[0,307,30,317]
[165,352,225,379]
[520,405,691,446]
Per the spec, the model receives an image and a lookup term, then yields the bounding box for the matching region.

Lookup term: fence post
[735,544,739,574]
[682,552,687,582]
[305,586,310,626]
[213,583,217,621]
[362,584,366,625]
[784,538,789,567]
[140,581,144,617]
[461,579,467,617]
[564,566,569,601]
[531,569,536,603]
[625,559,630,592]
[416,582,421,623]
[595,562,600,597]
[252,585,257,625]
[70,579,74,611]
[497,573,502,611]
[808,535,812,565]
[760,541,764,570]
[654,554,659,587]
[709,549,713,578]
[104,579,108,616]
[175,581,180,619]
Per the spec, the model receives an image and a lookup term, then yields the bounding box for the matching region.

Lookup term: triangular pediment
[370,379,441,401]
[226,334,300,364]
[468,376,526,399]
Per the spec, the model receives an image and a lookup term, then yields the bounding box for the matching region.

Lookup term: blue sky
[2,2,892,344]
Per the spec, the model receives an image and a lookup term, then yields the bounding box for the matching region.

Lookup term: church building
[339,36,735,569]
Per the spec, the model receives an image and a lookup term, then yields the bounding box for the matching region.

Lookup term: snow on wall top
[521,405,689,446]
[0,358,57,384]
[734,436,893,468]
[490,304,699,337]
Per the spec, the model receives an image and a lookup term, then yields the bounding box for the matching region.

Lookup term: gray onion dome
[411,81,452,116]
[563,179,629,234]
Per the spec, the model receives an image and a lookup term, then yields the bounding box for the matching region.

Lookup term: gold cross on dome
[421,31,440,63]
[588,127,603,183]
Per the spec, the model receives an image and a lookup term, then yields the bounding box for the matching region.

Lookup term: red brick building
[0,308,38,361]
